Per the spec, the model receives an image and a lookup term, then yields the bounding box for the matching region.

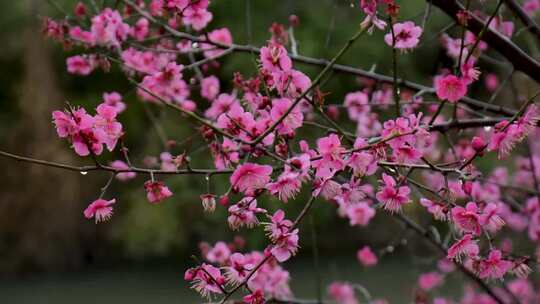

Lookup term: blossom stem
[456,0,471,74]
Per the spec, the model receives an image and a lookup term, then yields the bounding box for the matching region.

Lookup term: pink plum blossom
[346,202,376,226]
[67,55,96,75]
[130,18,149,41]
[224,253,254,286]
[144,180,173,203]
[418,272,444,291]
[269,228,299,262]
[230,163,273,195]
[227,197,265,230]
[110,160,136,181]
[270,98,304,135]
[185,263,225,298]
[451,202,482,235]
[260,42,292,73]
[524,0,540,15]
[103,91,126,113]
[375,173,411,212]
[312,134,346,179]
[357,246,378,266]
[447,234,479,261]
[200,76,220,101]
[83,198,116,223]
[435,74,467,103]
[344,91,370,121]
[267,172,302,202]
[328,282,358,304]
[205,241,231,265]
[384,21,422,50]
[202,28,233,58]
[90,8,130,48]
[478,249,512,280]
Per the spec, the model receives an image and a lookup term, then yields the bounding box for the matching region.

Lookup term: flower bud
[471,136,486,152]
[326,105,340,121]
[462,180,473,195]
[200,194,216,212]
[75,2,87,17]
[289,15,300,27]
[219,195,230,206]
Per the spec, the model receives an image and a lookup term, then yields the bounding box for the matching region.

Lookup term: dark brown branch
[429,0,540,83]
[0,150,233,175]
[503,0,540,41]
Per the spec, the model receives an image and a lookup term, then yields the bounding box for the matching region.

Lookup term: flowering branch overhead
[12,0,540,303]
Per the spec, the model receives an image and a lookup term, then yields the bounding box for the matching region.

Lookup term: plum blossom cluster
[184,239,293,300]
[52,103,123,156]
[36,0,540,303]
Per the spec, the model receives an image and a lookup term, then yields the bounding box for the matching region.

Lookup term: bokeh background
[0,0,534,303]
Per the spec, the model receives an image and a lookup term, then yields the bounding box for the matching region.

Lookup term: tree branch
[0,150,233,176]
[429,0,540,83]
[503,0,540,41]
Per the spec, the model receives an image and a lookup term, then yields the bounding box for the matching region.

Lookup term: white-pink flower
[384,21,422,50]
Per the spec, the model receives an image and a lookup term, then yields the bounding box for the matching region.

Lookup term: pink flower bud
[219,195,230,206]
[75,2,87,17]
[471,136,486,152]
[289,15,300,27]
[462,181,473,195]
[326,105,340,120]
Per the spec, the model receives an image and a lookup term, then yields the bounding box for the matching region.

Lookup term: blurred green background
[0,0,530,303]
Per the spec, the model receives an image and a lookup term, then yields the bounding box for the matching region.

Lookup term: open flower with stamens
[185,264,225,299]
[227,197,265,230]
[375,173,411,212]
[264,210,293,242]
[480,203,505,233]
[243,289,265,304]
[478,249,512,280]
[267,172,302,203]
[223,253,254,286]
[230,163,273,195]
[447,234,479,261]
[83,198,116,223]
